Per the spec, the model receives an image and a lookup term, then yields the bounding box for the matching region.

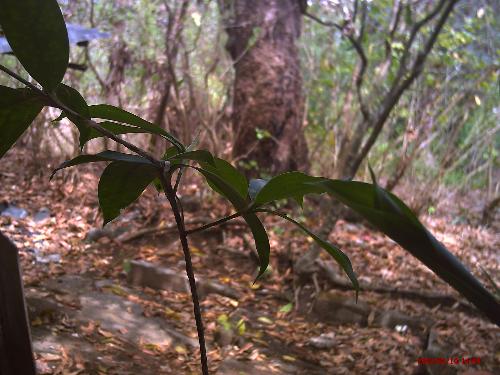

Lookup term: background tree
[219,0,309,174]
[0,0,499,373]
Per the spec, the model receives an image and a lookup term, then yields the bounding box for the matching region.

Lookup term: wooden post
[0,231,37,375]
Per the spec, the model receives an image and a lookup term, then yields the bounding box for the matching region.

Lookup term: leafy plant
[0,1,498,374]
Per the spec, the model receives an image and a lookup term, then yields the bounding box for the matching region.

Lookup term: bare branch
[392,0,449,89]
[303,10,370,121]
[349,0,460,176]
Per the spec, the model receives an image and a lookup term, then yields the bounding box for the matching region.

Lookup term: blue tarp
[0,23,110,54]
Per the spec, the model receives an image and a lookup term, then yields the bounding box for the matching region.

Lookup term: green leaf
[368,164,406,218]
[200,158,248,199]
[216,314,231,331]
[98,161,158,225]
[152,178,163,193]
[186,130,201,151]
[0,0,69,91]
[260,209,358,298]
[314,179,500,325]
[169,150,215,166]
[51,111,66,123]
[194,165,248,209]
[253,172,326,206]
[51,150,154,179]
[89,104,185,151]
[243,213,270,279]
[279,303,293,313]
[55,84,91,147]
[87,121,149,141]
[192,165,269,276]
[162,146,180,160]
[0,86,43,158]
[155,146,197,193]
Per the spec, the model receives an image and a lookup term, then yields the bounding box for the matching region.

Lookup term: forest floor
[0,150,499,375]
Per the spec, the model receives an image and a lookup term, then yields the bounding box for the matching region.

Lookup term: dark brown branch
[316,260,480,314]
[352,0,359,24]
[186,211,246,235]
[302,11,344,32]
[349,0,459,176]
[303,10,370,121]
[392,0,448,90]
[0,64,44,94]
[159,173,209,375]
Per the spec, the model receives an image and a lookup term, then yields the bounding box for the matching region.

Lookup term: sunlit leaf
[89,104,185,151]
[87,121,149,141]
[279,303,293,313]
[162,146,180,160]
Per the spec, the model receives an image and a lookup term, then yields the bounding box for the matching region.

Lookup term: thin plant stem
[160,172,209,375]
[186,210,245,235]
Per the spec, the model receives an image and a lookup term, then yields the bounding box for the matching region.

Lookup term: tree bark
[221,0,309,175]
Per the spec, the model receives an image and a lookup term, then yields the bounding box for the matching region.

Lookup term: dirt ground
[1,150,498,374]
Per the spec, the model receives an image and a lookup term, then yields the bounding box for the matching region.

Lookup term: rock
[0,203,28,219]
[33,207,51,223]
[313,291,370,325]
[201,280,241,300]
[128,260,190,293]
[127,260,241,300]
[25,293,62,322]
[42,275,197,347]
[373,310,431,332]
[85,227,111,242]
[43,275,93,295]
[34,252,61,264]
[308,332,336,349]
[78,291,196,348]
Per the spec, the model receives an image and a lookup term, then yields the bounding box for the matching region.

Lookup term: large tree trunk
[221,0,309,175]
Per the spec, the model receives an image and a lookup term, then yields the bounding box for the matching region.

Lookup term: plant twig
[349,0,459,175]
[302,11,370,121]
[159,171,209,375]
[186,210,246,235]
[0,63,44,94]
